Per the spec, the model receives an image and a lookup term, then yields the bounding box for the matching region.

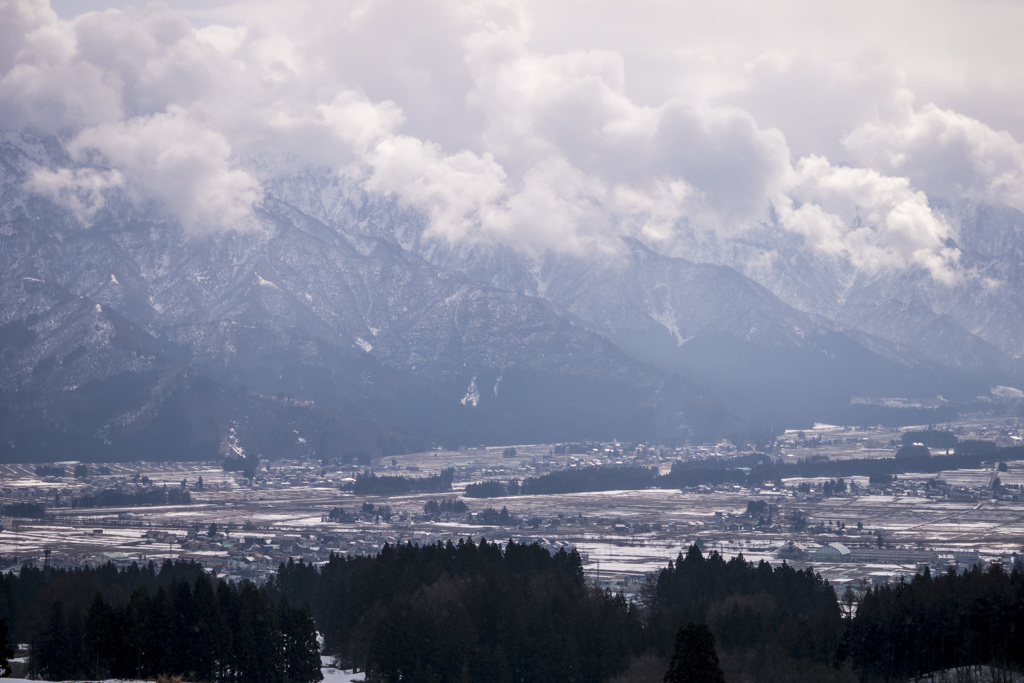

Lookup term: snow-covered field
[1,419,1023,594]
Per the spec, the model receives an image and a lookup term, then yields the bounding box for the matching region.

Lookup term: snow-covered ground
[1,663,366,683]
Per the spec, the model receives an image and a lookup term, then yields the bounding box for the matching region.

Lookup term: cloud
[68,107,263,234]
[0,58,122,133]
[0,1,220,135]
[2,1,262,232]
[24,166,124,223]
[462,14,791,229]
[610,179,696,243]
[0,0,60,76]
[776,155,961,285]
[363,134,510,245]
[722,53,905,161]
[317,91,405,153]
[3,0,1017,281]
[843,92,1024,211]
[336,113,615,254]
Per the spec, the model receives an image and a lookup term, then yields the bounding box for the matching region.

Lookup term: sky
[4,0,1024,283]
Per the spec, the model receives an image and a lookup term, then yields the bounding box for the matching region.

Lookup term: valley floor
[0,415,1021,596]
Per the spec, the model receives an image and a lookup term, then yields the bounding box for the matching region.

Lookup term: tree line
[649,545,844,681]
[11,541,1024,680]
[262,539,853,681]
[846,563,1024,681]
[268,539,643,682]
[422,497,468,518]
[900,429,1024,459]
[340,467,454,495]
[70,486,192,508]
[0,487,194,518]
[462,454,995,498]
[0,559,320,682]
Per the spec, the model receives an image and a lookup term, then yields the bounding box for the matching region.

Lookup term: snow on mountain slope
[253,165,1001,427]
[0,133,740,460]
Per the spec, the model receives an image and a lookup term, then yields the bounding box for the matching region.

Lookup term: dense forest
[846,564,1024,681]
[266,542,1024,681]
[8,542,1024,681]
[268,539,634,682]
[0,560,320,682]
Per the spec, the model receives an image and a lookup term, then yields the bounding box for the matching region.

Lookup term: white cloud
[353,132,615,254]
[24,166,123,222]
[0,58,122,133]
[843,93,1024,211]
[68,106,263,234]
[4,0,1019,280]
[0,0,60,76]
[776,155,961,285]
[495,158,612,254]
[610,179,696,243]
[364,134,509,245]
[317,91,405,153]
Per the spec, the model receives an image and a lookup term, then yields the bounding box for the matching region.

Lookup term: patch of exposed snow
[531,262,548,297]
[992,385,1024,400]
[461,375,479,407]
[354,337,372,353]
[649,311,686,346]
[255,272,279,289]
[2,664,364,683]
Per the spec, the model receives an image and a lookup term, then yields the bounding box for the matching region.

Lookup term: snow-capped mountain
[0,132,741,462]
[669,200,1024,381]
[262,167,1002,425]
[1,129,1018,463]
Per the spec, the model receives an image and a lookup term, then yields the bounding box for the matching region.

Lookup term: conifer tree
[279,598,323,683]
[0,619,13,677]
[664,622,725,683]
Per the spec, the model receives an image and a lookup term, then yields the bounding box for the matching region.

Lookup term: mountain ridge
[0,132,746,462]
[1,131,1019,462]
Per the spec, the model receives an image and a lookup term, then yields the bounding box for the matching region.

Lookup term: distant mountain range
[1,130,1020,462]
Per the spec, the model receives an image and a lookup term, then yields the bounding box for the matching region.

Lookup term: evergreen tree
[83,592,117,679]
[191,571,228,682]
[121,586,151,679]
[664,622,725,683]
[32,600,87,681]
[279,598,323,683]
[0,619,13,677]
